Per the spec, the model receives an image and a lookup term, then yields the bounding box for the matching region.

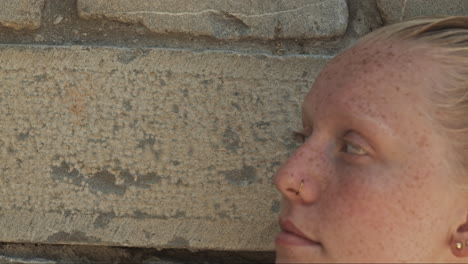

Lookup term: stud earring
[456,242,463,250]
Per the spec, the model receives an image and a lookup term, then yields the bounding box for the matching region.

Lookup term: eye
[292,130,307,143]
[292,128,312,144]
[341,142,368,155]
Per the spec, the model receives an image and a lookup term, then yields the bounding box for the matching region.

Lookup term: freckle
[395,86,400,92]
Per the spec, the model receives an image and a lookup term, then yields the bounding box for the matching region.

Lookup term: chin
[276,254,321,264]
[275,246,323,264]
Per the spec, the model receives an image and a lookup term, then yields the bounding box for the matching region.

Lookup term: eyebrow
[301,101,394,139]
[343,112,393,136]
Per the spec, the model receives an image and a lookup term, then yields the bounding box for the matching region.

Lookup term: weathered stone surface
[0,45,329,250]
[377,0,468,24]
[0,0,45,30]
[77,0,349,40]
[0,242,274,263]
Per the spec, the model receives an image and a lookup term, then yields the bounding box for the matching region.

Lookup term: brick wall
[0,0,466,263]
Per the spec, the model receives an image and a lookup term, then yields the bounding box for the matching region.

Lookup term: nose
[274,140,327,204]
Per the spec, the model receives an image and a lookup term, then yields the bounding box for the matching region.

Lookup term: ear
[451,220,468,258]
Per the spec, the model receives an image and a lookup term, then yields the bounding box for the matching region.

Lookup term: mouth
[276,219,322,247]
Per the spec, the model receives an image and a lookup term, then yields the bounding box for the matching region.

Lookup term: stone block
[377,0,468,24]
[0,0,45,30]
[0,45,329,250]
[77,0,349,40]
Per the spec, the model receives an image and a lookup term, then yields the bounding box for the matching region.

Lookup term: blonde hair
[358,16,468,177]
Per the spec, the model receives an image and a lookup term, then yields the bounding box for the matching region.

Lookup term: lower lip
[275,231,321,247]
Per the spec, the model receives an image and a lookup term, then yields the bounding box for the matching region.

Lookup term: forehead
[303,42,437,129]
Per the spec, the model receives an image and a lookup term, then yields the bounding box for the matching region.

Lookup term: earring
[295,180,304,195]
[456,242,463,250]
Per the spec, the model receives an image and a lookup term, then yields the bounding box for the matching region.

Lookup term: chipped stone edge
[0,0,46,30]
[0,255,57,264]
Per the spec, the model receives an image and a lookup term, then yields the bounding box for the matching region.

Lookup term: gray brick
[77,0,349,40]
[0,45,329,250]
[0,0,45,30]
[377,0,468,24]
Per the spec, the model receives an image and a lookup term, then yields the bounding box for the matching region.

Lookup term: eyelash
[292,130,309,143]
[291,130,368,156]
[340,142,367,155]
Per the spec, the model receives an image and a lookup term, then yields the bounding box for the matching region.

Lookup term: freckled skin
[274,42,468,263]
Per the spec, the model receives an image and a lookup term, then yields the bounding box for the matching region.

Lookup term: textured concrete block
[377,0,468,24]
[0,0,45,30]
[77,0,349,40]
[0,45,329,250]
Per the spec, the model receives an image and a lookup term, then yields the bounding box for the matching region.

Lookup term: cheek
[328,177,400,231]
[329,163,433,222]
[320,167,441,260]
[320,183,394,259]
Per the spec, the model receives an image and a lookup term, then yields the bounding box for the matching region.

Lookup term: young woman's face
[274,43,466,263]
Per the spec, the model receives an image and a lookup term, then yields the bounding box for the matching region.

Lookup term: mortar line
[0,43,335,59]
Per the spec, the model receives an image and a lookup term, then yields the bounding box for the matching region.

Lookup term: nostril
[285,179,303,196]
[296,179,304,195]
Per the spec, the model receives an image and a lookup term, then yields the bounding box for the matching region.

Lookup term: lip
[276,219,321,247]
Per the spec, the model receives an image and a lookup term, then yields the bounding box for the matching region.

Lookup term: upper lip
[279,218,320,244]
